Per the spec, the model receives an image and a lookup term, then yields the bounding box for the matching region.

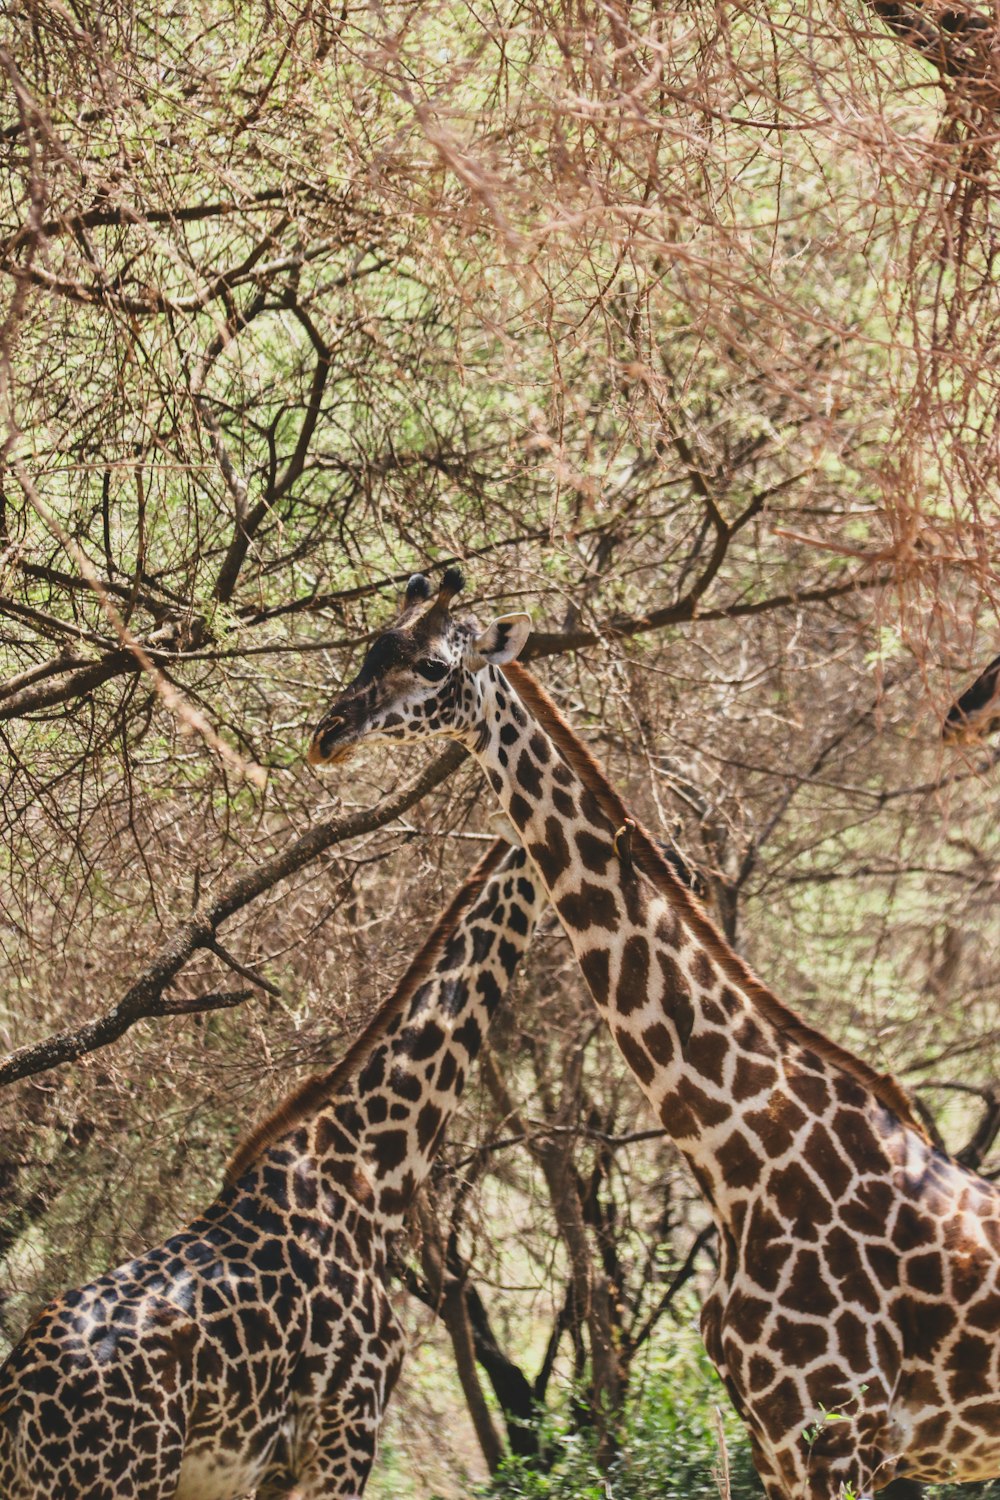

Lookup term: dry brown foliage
[1,0,998,1482]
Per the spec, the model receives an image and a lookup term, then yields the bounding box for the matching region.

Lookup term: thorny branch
[0,745,464,1089]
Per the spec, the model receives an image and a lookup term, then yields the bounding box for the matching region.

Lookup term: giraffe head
[308,568,531,764]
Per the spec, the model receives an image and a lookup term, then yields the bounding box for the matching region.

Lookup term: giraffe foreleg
[750,1432,797,1499]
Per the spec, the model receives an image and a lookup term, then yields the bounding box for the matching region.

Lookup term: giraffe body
[0,840,543,1500]
[307,569,1000,1499]
[1,1184,398,1500]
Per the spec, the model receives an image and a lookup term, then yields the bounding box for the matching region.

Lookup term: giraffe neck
[233,845,543,1225]
[466,667,905,1232]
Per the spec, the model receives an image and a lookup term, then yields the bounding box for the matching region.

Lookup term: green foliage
[483,1346,1000,1500]
[484,1344,765,1500]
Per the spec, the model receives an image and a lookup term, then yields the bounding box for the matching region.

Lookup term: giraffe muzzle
[307,716,358,766]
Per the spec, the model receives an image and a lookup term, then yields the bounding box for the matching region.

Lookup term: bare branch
[0,743,465,1089]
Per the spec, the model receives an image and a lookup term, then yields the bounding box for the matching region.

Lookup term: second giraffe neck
[231,846,542,1227]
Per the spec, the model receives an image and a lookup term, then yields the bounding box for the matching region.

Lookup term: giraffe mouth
[311,743,357,766]
[941,719,981,745]
[306,717,359,766]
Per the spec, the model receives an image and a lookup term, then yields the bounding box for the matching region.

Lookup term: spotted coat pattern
[307,573,1000,1500]
[0,844,542,1500]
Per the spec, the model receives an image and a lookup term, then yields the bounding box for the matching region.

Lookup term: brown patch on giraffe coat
[699,995,728,1027]
[726,1342,747,1385]
[578,785,604,825]
[831,1108,888,1174]
[642,1021,675,1066]
[732,1055,778,1102]
[981,1216,1000,1254]
[576,829,613,874]
[745,1093,807,1157]
[833,1071,869,1109]
[804,1362,853,1411]
[834,1308,870,1373]
[659,1088,698,1138]
[769,1314,829,1366]
[508,791,532,830]
[840,1177,894,1235]
[733,1010,771,1056]
[657,950,694,1043]
[621,871,649,927]
[966,1290,1000,1332]
[671,1074,731,1131]
[724,1289,772,1344]
[771,1161,830,1237]
[436,1051,457,1092]
[368,1130,409,1173]
[947,1335,992,1402]
[948,1245,993,1304]
[865,1242,901,1293]
[551,759,573,787]
[787,1070,831,1115]
[906,1250,944,1297]
[324,1158,376,1208]
[803,1123,853,1198]
[687,1027,729,1087]
[785,1250,838,1317]
[416,1103,442,1152]
[893,1201,936,1253]
[529,731,551,763]
[744,1200,789,1292]
[615,1027,655,1087]
[515,749,544,800]
[315,1117,357,1157]
[717,1131,763,1191]
[825,1225,882,1314]
[963,1398,1000,1427]
[616,934,651,1016]
[552,786,576,819]
[691,948,714,988]
[558,882,618,931]
[579,946,611,1005]
[379,1181,410,1218]
[654,909,680,947]
[748,1352,776,1392]
[912,1410,950,1449]
[528,816,571,888]
[763,1374,806,1431]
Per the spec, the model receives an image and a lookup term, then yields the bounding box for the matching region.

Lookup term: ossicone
[435,565,465,610]
[405,573,433,604]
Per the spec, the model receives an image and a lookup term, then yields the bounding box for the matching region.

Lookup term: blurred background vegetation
[1,0,998,1493]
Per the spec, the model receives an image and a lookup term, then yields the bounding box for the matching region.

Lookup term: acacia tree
[1,0,998,1490]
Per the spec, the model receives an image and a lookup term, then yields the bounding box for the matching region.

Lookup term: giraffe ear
[468,613,531,667]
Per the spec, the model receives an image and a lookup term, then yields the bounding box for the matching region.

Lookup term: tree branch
[0,566,886,723]
[0,743,466,1089]
[524,572,888,659]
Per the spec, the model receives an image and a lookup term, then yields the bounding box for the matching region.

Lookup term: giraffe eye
[414,657,447,682]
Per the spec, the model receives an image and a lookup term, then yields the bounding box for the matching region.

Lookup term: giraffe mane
[222,836,513,1189]
[504,662,929,1142]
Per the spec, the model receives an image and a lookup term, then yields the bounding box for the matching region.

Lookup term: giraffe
[942,652,1000,742]
[0,830,544,1500]
[307,567,1000,1500]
